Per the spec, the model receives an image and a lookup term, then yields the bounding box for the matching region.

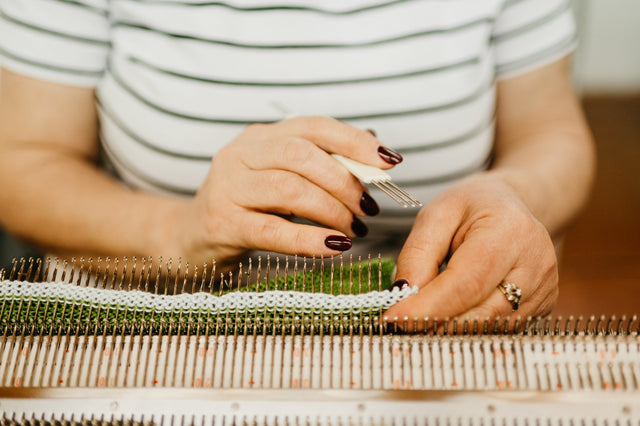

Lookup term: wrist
[144,194,247,269]
[481,168,553,229]
[137,193,192,260]
[452,169,532,200]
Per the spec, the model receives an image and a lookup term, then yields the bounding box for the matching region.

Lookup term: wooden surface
[554,95,640,317]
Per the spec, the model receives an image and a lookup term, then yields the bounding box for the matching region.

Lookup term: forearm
[0,144,187,259]
[489,120,595,238]
[488,58,596,238]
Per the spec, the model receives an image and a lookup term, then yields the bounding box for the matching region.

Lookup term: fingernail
[378,146,403,165]
[351,216,368,238]
[324,235,352,251]
[391,279,409,290]
[365,128,377,137]
[360,192,380,216]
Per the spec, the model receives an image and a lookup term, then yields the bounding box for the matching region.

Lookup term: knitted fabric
[0,259,416,330]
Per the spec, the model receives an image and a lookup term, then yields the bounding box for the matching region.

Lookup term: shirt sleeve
[492,0,577,79]
[0,0,110,87]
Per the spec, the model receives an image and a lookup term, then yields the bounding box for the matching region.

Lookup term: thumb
[394,201,463,290]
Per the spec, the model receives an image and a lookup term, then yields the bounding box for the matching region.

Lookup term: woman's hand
[385,173,558,326]
[169,116,401,268]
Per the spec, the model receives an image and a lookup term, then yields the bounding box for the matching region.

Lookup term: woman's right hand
[169,116,402,268]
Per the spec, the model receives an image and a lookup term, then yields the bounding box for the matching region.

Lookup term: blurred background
[555,0,640,316]
[1,1,639,315]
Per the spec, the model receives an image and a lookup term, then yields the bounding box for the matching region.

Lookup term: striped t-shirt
[0,0,576,231]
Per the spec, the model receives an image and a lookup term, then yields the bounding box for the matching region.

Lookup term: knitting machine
[0,256,638,425]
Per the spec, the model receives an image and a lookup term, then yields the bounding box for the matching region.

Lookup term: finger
[236,169,365,238]
[238,212,353,257]
[274,116,402,169]
[461,271,558,321]
[457,233,559,321]
[386,230,516,322]
[243,137,372,217]
[459,288,523,324]
[394,197,465,290]
[459,271,529,321]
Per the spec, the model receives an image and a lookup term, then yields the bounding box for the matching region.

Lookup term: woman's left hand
[385,173,559,326]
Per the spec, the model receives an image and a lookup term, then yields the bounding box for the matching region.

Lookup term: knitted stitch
[0,258,415,333]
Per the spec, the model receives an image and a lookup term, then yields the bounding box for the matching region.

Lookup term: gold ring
[498,281,522,311]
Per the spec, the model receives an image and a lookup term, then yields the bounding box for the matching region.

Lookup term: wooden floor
[554,95,640,318]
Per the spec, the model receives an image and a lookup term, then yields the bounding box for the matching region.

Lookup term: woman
[0,0,595,324]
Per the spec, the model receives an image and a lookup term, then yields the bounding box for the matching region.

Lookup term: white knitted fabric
[0,280,417,313]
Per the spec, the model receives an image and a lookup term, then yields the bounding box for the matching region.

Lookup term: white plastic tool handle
[331,154,390,184]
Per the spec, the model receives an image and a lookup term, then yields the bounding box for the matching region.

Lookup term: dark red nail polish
[351,216,368,238]
[391,279,409,290]
[365,128,377,137]
[360,192,380,216]
[325,235,352,251]
[378,146,403,165]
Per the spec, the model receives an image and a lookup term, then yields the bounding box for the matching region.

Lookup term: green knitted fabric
[0,259,401,334]
[242,257,395,294]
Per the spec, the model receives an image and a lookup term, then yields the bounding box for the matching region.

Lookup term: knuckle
[263,170,286,190]
[330,202,353,226]
[415,204,435,225]
[306,193,351,230]
[305,115,335,133]
[517,217,538,237]
[420,193,464,223]
[530,284,558,317]
[485,304,504,320]
[279,175,306,200]
[281,137,317,165]
[504,208,536,236]
[215,139,241,159]
[471,304,503,323]
[251,218,283,248]
[262,172,303,205]
[334,169,360,195]
[402,241,432,261]
[244,122,267,135]
[350,126,375,146]
[467,245,498,282]
[464,272,489,297]
[414,204,442,230]
[435,188,466,208]
[291,228,309,254]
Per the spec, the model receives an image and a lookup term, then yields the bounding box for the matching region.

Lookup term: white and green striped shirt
[0,0,576,228]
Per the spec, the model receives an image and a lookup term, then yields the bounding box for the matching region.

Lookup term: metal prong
[372,179,422,208]
[384,181,423,207]
[371,181,409,207]
[377,180,422,208]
